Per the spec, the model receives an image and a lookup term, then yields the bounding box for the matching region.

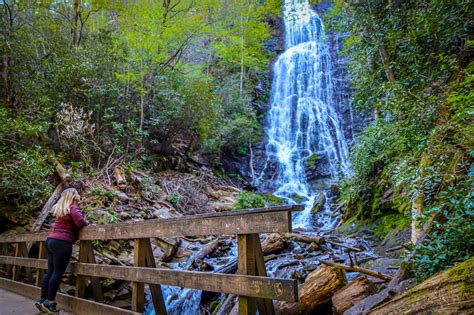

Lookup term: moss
[288,193,306,204]
[375,213,411,239]
[447,257,474,301]
[264,193,285,205]
[305,153,319,168]
[234,191,266,209]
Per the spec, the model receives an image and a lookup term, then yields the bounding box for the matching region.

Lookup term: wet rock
[311,192,326,213]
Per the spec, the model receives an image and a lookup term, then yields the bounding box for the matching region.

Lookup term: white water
[258,0,350,228]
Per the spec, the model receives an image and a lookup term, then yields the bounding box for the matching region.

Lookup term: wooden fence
[0,205,303,315]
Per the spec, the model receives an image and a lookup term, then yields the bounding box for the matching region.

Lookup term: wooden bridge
[0,205,303,314]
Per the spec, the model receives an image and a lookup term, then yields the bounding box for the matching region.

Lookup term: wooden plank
[0,231,49,243]
[0,205,303,243]
[80,210,294,240]
[238,234,256,315]
[76,240,89,298]
[0,256,298,301]
[35,241,46,287]
[132,238,146,312]
[253,234,277,315]
[143,238,167,315]
[0,277,139,315]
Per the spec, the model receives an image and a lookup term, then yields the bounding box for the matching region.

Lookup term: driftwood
[332,276,375,314]
[276,265,345,314]
[369,257,474,315]
[320,260,393,281]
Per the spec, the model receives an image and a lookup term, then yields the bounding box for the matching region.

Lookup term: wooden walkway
[0,288,74,315]
[0,205,303,315]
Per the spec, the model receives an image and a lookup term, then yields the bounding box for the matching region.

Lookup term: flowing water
[257,0,350,229]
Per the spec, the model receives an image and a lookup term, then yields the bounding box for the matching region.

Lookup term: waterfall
[258,0,350,228]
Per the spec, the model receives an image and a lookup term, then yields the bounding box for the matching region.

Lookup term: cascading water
[257,0,350,228]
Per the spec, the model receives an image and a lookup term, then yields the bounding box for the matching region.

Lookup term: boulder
[311,192,326,213]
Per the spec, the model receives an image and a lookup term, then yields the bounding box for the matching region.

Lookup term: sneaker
[34,298,46,312]
[39,300,59,314]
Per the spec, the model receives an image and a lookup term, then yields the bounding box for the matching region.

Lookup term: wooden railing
[0,205,303,315]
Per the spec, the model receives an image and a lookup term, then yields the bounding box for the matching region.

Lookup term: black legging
[41,238,72,300]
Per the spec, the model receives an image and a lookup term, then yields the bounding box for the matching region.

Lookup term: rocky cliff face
[225,1,366,190]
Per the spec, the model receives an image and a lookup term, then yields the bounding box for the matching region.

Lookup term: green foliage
[0,147,54,223]
[234,191,266,210]
[412,174,474,280]
[0,0,277,224]
[167,194,183,208]
[329,0,473,278]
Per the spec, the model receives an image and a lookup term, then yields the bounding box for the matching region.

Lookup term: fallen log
[326,240,362,252]
[276,265,346,314]
[369,257,474,315]
[288,233,325,245]
[261,233,286,255]
[55,161,72,183]
[332,276,375,314]
[301,265,346,310]
[320,260,393,281]
[185,239,219,270]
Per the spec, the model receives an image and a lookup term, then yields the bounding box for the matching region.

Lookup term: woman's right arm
[70,204,89,228]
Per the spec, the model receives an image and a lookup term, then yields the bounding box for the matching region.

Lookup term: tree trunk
[71,0,80,46]
[2,1,13,108]
[369,257,474,314]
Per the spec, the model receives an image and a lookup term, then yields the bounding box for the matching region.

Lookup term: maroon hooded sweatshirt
[48,204,89,243]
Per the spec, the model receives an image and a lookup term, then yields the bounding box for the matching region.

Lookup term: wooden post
[132,238,146,312]
[12,242,30,281]
[143,238,167,315]
[1,243,12,278]
[75,241,103,301]
[76,240,88,298]
[238,234,256,315]
[86,242,104,301]
[252,234,275,315]
[35,241,47,287]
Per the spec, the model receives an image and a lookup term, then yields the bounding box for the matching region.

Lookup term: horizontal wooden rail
[0,205,303,243]
[0,256,298,302]
[0,277,138,315]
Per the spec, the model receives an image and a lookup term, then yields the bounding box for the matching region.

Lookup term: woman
[35,188,89,314]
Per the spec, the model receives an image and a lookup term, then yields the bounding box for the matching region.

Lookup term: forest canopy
[0,0,279,222]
